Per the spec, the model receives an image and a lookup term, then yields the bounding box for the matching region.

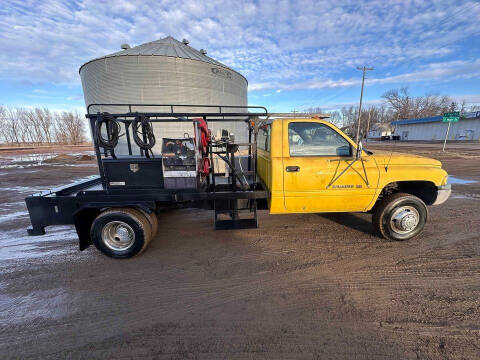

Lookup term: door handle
[286,166,300,172]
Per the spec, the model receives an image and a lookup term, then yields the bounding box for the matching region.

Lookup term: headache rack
[86,104,268,192]
[25,104,270,243]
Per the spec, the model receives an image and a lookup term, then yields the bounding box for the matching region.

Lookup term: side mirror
[336,145,351,157]
[356,141,363,159]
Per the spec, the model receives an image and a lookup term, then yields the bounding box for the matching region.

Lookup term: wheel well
[73,204,156,251]
[376,181,437,206]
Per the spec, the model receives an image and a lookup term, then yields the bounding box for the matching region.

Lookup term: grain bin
[79,36,248,155]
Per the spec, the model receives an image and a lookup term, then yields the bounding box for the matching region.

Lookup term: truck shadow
[317,213,377,237]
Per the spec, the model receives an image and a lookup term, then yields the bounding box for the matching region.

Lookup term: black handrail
[86,103,267,192]
[86,103,268,118]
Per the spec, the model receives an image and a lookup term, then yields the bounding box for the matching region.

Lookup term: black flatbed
[26,174,267,229]
[25,104,269,251]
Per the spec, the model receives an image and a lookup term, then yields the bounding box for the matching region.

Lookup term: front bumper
[432,184,451,205]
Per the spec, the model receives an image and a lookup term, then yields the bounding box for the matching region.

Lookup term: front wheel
[372,193,428,241]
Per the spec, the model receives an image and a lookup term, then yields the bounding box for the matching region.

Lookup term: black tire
[372,192,428,241]
[137,209,159,239]
[90,208,152,259]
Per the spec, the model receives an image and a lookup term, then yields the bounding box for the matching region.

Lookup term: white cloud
[0,0,479,92]
[249,59,480,92]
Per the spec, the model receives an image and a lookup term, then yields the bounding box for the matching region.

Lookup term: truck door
[282,120,379,212]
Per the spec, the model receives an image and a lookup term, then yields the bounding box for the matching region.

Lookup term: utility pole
[355,66,374,144]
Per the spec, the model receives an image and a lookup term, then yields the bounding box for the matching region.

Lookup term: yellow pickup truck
[256,117,451,241]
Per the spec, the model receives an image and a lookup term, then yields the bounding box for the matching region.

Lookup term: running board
[214,199,258,230]
[215,218,258,230]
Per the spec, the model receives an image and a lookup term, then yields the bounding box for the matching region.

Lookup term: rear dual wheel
[91,208,158,258]
[373,193,428,241]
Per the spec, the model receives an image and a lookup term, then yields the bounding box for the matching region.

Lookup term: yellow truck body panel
[256,118,448,214]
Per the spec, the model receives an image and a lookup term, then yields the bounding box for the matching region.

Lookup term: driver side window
[288,122,351,157]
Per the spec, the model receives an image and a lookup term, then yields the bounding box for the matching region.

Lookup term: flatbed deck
[26,175,267,232]
[25,104,270,254]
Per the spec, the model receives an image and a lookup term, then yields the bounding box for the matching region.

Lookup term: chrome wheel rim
[102,221,135,251]
[390,206,420,234]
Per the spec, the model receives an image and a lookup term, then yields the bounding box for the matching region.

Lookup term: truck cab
[257,117,451,241]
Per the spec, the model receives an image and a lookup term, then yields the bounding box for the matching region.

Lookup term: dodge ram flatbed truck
[256,117,451,241]
[25,106,451,259]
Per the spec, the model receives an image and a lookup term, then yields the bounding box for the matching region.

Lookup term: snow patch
[0,151,95,169]
[0,226,76,261]
[451,193,480,200]
[449,176,477,185]
[3,186,46,193]
[0,288,74,324]
[0,211,29,224]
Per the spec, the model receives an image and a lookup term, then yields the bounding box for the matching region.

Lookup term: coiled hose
[132,115,156,151]
[94,112,121,151]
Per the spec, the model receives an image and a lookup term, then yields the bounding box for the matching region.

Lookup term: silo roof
[79,36,246,82]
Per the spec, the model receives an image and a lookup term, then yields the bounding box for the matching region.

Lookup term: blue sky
[0,0,479,113]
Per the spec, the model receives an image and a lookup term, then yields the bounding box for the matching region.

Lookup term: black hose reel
[94,113,156,157]
[132,115,156,155]
[94,112,121,154]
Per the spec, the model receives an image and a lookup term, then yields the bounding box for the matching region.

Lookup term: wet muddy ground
[0,143,479,359]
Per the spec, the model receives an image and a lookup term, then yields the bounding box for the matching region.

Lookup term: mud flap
[74,208,101,251]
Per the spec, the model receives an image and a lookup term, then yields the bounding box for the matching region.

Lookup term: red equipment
[196,118,211,153]
[200,157,210,176]
[193,118,211,177]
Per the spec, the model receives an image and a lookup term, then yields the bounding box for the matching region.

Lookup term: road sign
[442,112,460,152]
[443,112,460,122]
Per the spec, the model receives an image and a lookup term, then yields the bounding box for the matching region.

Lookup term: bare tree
[382,87,452,119]
[326,110,343,127]
[4,107,21,144]
[1,97,478,147]
[54,112,68,144]
[23,108,45,144]
[56,110,85,145]
[36,108,54,143]
[0,106,8,145]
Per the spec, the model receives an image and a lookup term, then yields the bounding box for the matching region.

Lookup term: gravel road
[0,144,479,359]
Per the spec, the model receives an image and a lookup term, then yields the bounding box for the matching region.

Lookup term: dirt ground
[0,143,479,359]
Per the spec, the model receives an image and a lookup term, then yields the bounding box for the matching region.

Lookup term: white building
[391,112,480,141]
[367,123,393,140]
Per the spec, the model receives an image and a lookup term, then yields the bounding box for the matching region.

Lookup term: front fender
[366,166,448,210]
[379,165,448,188]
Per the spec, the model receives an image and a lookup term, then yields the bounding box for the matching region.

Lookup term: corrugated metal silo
[79,36,248,155]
